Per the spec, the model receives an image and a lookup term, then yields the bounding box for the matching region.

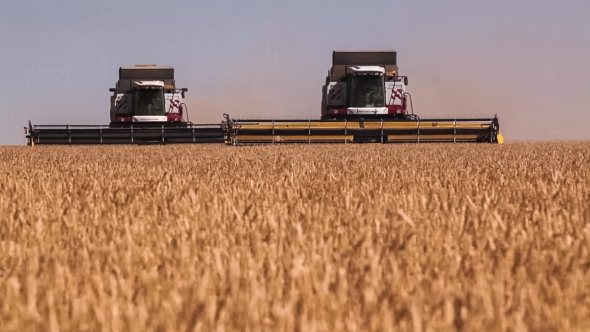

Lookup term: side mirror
[404,77,409,86]
[109,88,116,92]
[181,91,185,98]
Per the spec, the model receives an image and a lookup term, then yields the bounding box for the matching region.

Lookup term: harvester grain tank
[223,50,504,144]
[24,65,226,145]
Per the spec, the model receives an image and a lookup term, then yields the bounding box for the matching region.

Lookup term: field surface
[1,142,589,332]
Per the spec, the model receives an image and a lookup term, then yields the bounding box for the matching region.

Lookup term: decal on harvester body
[115,95,131,113]
[327,82,346,106]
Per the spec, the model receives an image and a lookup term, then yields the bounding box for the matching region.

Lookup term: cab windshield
[135,89,165,116]
[350,75,385,108]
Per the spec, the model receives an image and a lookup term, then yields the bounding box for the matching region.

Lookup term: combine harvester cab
[25,65,225,145]
[224,50,504,145]
[109,65,185,127]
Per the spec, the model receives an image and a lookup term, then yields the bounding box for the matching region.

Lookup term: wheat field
[0,142,589,332]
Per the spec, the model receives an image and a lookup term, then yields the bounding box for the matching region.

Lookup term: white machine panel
[326,82,347,106]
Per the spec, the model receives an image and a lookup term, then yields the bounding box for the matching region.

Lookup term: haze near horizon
[1,0,589,145]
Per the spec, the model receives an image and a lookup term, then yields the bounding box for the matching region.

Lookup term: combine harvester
[24,65,226,145]
[223,50,504,145]
[25,51,503,146]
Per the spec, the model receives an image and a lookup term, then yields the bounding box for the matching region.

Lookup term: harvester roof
[133,80,165,88]
[348,66,386,74]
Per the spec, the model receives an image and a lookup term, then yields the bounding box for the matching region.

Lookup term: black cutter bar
[25,122,226,145]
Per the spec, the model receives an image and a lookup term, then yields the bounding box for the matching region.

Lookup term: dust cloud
[403,44,590,142]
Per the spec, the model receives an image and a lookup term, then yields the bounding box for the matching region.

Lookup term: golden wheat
[0,142,589,332]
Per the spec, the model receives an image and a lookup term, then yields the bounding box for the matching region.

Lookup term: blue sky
[1,0,589,144]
